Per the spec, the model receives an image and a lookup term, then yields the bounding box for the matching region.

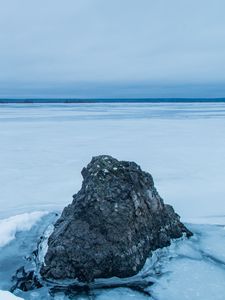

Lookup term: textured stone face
[40,155,192,282]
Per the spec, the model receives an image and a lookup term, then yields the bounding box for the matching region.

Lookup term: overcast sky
[1,0,225,98]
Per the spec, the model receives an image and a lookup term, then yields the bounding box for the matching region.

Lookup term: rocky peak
[40,155,192,282]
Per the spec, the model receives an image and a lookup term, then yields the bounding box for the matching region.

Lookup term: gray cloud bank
[1,0,225,98]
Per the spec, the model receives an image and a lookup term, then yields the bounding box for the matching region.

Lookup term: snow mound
[0,211,48,248]
[0,290,24,299]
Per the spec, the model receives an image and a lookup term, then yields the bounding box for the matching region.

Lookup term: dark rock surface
[41,155,192,282]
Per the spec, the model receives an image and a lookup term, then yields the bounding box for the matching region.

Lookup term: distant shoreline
[1,98,225,104]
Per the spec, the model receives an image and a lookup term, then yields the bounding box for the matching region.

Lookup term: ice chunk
[0,211,48,248]
[37,223,54,264]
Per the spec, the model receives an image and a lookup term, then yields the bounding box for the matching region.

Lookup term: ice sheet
[0,103,225,300]
[148,223,225,300]
[0,103,225,220]
[151,259,225,300]
[95,288,149,299]
[0,214,224,300]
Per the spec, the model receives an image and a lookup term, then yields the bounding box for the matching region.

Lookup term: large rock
[41,155,192,282]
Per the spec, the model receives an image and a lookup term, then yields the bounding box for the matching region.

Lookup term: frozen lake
[1,102,225,299]
[0,102,225,221]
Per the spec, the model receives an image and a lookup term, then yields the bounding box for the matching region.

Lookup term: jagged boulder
[41,155,192,282]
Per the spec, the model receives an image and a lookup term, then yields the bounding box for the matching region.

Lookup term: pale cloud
[0,0,225,97]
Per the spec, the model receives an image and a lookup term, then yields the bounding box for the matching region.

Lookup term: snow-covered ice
[95,288,148,299]
[0,215,224,300]
[148,223,225,300]
[0,291,24,299]
[0,102,225,299]
[0,211,48,248]
[0,103,225,220]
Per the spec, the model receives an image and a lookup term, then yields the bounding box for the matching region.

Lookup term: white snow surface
[0,291,24,300]
[0,103,225,220]
[0,211,48,247]
[0,103,225,300]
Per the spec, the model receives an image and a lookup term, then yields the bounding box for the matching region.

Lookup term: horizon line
[1,97,225,104]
